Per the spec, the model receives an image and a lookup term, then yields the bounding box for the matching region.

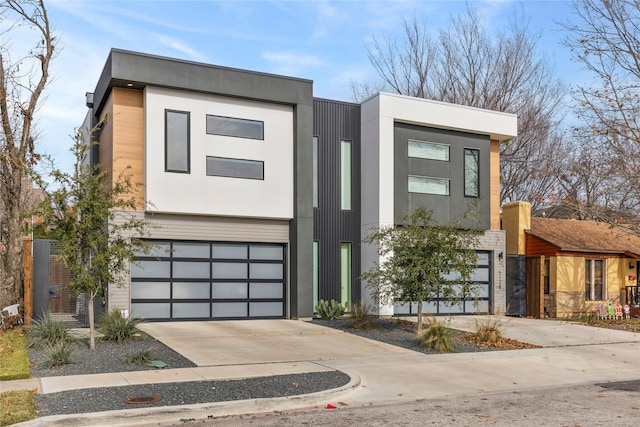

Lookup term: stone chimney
[502,201,531,255]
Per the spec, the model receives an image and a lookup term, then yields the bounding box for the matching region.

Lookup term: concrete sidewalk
[7,317,640,427]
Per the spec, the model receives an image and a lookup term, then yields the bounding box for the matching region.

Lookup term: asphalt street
[194,380,640,427]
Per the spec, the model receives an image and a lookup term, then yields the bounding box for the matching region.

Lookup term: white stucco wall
[144,87,294,219]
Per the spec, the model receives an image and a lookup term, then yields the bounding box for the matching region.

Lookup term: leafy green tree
[361,207,480,332]
[37,128,154,349]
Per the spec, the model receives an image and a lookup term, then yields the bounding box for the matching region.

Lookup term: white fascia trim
[373,92,518,141]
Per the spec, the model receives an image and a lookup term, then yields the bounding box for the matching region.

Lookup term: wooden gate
[32,239,86,326]
[526,256,545,318]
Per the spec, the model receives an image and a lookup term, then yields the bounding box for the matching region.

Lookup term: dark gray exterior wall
[393,123,491,229]
[91,49,314,319]
[32,240,52,322]
[313,98,361,304]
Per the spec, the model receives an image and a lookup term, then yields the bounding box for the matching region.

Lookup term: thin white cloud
[154,34,207,62]
[262,52,325,76]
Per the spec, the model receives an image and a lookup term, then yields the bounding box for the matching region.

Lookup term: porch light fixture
[498,252,504,261]
[631,262,635,270]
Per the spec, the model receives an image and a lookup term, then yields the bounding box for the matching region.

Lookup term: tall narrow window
[313,241,319,310]
[544,258,550,295]
[165,110,190,173]
[585,259,605,300]
[313,136,319,208]
[341,140,352,210]
[464,148,479,197]
[340,243,352,306]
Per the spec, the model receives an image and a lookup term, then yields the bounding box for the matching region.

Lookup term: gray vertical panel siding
[313,98,361,304]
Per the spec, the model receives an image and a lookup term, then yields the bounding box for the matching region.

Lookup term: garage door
[394,251,491,315]
[130,240,286,320]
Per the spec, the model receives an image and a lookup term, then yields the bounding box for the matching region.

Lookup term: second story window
[206,115,264,140]
[341,139,352,210]
[464,148,479,197]
[206,156,264,180]
[408,175,450,196]
[313,136,318,208]
[408,139,450,161]
[165,110,190,173]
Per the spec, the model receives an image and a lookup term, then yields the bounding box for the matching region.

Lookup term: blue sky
[19,0,582,176]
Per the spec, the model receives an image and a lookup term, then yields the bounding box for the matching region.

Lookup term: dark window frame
[544,258,550,295]
[165,109,191,174]
[464,148,480,198]
[131,240,287,320]
[408,175,451,196]
[206,114,264,140]
[206,156,264,180]
[408,139,450,162]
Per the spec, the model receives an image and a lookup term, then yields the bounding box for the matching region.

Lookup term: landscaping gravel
[312,317,500,354]
[35,371,351,416]
[28,318,514,419]
[28,333,196,378]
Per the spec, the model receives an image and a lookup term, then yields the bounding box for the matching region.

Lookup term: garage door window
[131,241,286,320]
[394,250,491,315]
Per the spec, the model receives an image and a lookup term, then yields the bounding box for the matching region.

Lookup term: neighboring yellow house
[503,201,640,318]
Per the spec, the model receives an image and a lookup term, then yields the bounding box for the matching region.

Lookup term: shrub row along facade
[82,49,517,321]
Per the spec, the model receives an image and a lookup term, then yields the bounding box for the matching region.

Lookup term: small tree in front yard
[37,128,154,349]
[361,206,480,332]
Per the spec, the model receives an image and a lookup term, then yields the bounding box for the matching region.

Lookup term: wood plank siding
[99,87,144,210]
[525,234,560,257]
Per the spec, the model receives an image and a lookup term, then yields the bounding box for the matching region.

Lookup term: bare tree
[563,0,640,234]
[0,0,55,306]
[358,6,566,210]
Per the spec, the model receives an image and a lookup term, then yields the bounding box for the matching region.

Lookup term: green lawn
[0,328,30,381]
[0,328,36,425]
[0,390,37,426]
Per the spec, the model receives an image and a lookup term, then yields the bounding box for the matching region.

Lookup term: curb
[14,370,361,427]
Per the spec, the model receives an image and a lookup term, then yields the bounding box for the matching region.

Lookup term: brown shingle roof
[528,218,640,258]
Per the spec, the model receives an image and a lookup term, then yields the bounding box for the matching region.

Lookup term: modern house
[502,201,640,318]
[82,49,517,321]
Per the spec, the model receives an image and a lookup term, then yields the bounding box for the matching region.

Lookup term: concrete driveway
[139,319,414,366]
[139,316,640,408]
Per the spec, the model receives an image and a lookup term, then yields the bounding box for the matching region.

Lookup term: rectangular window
[165,110,190,173]
[206,156,264,180]
[408,139,450,161]
[585,259,605,301]
[464,148,480,197]
[341,140,352,210]
[544,258,550,295]
[206,115,264,140]
[340,243,352,306]
[313,136,319,208]
[408,175,450,195]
